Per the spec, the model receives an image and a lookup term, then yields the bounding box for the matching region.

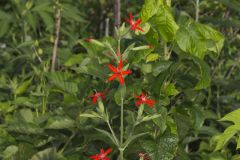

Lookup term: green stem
[119,148,124,160]
[120,88,124,145]
[59,131,76,154]
[195,0,199,22]
[107,120,119,146]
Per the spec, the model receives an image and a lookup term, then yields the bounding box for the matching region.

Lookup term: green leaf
[152,5,179,42]
[79,113,101,119]
[123,132,148,149]
[46,116,75,129]
[146,53,160,62]
[48,72,78,95]
[219,109,240,124]
[19,108,34,123]
[237,136,240,149]
[141,64,152,74]
[141,0,163,22]
[192,57,211,90]
[95,128,119,146]
[3,145,18,159]
[176,21,224,59]
[214,124,240,151]
[141,114,162,122]
[163,83,179,96]
[64,54,86,67]
[30,148,59,160]
[140,133,178,160]
[15,77,33,95]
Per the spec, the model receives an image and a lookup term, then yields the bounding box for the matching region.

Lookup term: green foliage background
[0,0,240,160]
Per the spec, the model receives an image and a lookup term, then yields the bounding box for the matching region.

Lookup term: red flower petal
[108,74,118,81]
[118,75,125,85]
[104,148,112,156]
[136,26,144,32]
[135,100,143,106]
[121,70,132,75]
[129,12,133,21]
[108,64,118,73]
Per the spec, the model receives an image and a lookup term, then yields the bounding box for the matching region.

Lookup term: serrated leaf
[140,133,178,160]
[176,21,224,59]
[152,5,179,42]
[141,0,163,22]
[46,116,75,129]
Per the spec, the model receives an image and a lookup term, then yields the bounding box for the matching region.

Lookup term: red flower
[107,60,132,85]
[84,38,93,42]
[134,92,156,108]
[125,12,144,32]
[89,148,112,160]
[88,90,107,104]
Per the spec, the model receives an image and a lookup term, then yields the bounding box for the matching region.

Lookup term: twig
[114,0,121,27]
[51,4,61,72]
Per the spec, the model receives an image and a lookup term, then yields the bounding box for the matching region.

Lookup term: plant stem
[195,0,199,22]
[107,120,119,145]
[51,3,61,72]
[120,88,124,145]
[59,131,76,154]
[119,148,124,160]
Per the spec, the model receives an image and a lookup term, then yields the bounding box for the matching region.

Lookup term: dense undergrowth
[0,0,240,160]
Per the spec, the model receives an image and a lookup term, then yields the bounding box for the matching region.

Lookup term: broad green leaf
[64,54,86,67]
[7,123,43,134]
[141,0,163,22]
[176,25,207,59]
[140,133,178,160]
[192,57,211,90]
[214,124,240,151]
[176,21,224,59]
[152,61,172,76]
[152,5,179,42]
[19,108,34,123]
[31,148,58,160]
[219,109,240,124]
[3,145,18,159]
[48,72,78,95]
[46,116,75,129]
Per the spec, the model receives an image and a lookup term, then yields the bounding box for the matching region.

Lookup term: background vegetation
[0,0,240,159]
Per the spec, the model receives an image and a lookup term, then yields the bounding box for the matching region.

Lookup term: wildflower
[125,12,144,32]
[107,60,132,85]
[134,92,156,108]
[88,90,107,104]
[89,148,112,160]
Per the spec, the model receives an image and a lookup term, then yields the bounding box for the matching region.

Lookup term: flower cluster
[88,12,153,160]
